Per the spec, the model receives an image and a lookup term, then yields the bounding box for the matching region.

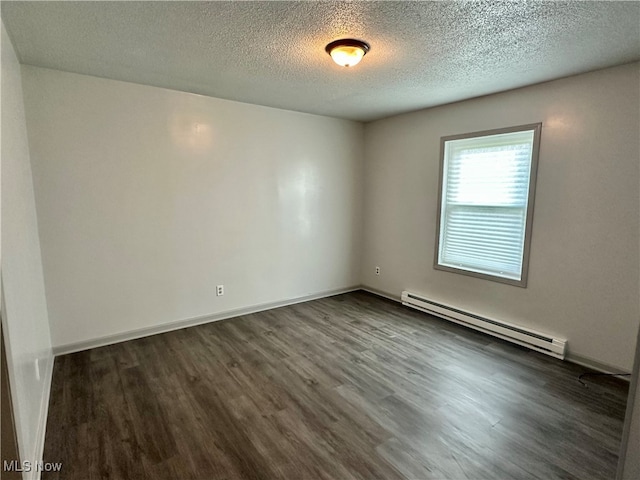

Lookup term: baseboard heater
[401,291,567,359]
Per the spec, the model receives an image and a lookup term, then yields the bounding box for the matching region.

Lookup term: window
[435,124,541,287]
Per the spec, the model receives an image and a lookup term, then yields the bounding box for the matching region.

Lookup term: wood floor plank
[42,291,629,479]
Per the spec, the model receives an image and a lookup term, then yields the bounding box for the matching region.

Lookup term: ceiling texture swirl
[2,1,639,121]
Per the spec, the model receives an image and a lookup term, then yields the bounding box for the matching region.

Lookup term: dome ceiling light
[325,39,370,67]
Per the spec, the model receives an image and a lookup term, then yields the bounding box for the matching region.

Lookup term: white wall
[361,63,640,371]
[616,141,640,478]
[21,66,364,350]
[1,21,53,476]
[617,323,640,479]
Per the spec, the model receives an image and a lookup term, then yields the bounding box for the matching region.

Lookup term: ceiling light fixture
[325,39,370,67]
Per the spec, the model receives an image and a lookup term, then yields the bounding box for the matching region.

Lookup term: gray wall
[361,63,640,371]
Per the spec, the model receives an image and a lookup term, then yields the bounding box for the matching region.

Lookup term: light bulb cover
[325,39,370,67]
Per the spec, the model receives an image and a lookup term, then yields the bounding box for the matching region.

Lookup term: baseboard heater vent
[401,291,567,359]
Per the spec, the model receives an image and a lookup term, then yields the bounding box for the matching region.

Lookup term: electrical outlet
[216,285,224,296]
[375,266,380,275]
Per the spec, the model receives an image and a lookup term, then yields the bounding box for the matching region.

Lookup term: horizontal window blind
[438,129,536,281]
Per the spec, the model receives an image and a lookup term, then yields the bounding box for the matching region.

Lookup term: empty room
[2,1,640,479]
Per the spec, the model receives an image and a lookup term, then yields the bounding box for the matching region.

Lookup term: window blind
[438,130,536,281]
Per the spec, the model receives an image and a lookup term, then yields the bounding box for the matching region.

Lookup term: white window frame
[434,123,542,287]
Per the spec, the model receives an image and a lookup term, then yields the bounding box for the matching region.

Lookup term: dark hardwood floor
[42,291,629,480]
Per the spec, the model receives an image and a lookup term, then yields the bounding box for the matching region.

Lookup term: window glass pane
[436,126,539,285]
[441,206,526,279]
[446,143,532,206]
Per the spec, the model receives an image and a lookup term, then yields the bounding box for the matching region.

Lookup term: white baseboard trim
[30,353,54,480]
[361,287,632,379]
[359,286,401,303]
[566,353,631,379]
[53,286,360,356]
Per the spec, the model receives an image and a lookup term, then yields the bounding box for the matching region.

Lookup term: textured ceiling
[2,1,639,122]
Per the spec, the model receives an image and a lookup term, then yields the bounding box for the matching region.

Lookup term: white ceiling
[2,1,639,122]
